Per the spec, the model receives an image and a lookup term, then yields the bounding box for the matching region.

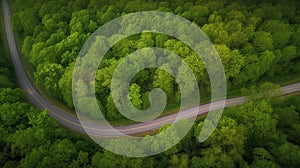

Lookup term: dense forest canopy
[10,0,300,120]
[1,38,300,166]
[1,0,299,167]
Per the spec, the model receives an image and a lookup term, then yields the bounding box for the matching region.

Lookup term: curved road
[3,0,300,137]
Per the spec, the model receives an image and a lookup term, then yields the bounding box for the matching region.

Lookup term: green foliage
[34,63,64,98]
[198,117,247,167]
[215,44,245,86]
[129,83,143,109]
[253,31,274,52]
[251,148,279,168]
[0,40,14,88]
[4,0,300,167]
[227,100,279,148]
[260,20,293,49]
[10,0,300,121]
[272,142,300,168]
[153,66,175,98]
[0,88,25,104]
[59,63,74,108]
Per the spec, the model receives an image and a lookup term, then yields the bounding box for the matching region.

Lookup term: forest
[0,0,299,167]
[1,35,300,167]
[10,0,300,120]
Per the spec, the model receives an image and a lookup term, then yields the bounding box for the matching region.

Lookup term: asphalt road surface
[3,0,300,137]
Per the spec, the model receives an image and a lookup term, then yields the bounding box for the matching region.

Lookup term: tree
[253,5,282,20]
[274,100,300,145]
[129,83,143,109]
[214,44,245,87]
[38,1,65,18]
[192,155,223,168]
[260,20,292,49]
[153,65,175,98]
[225,9,246,23]
[169,154,189,168]
[251,148,280,168]
[278,45,297,74]
[137,33,155,49]
[11,8,40,35]
[180,5,209,25]
[22,36,35,58]
[95,59,121,107]
[197,117,246,167]
[272,142,300,168]
[0,88,25,105]
[253,31,274,52]
[19,139,78,168]
[155,34,169,48]
[98,6,120,25]
[202,22,231,46]
[69,9,96,34]
[174,61,199,102]
[106,94,122,120]
[292,26,300,47]
[34,63,64,98]
[184,53,206,85]
[30,42,46,66]
[92,152,115,168]
[240,50,274,84]
[69,151,89,168]
[0,102,30,130]
[164,39,192,59]
[225,20,248,48]
[59,63,74,108]
[225,100,279,149]
[92,150,143,168]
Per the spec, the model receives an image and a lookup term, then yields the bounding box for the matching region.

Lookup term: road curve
[3,0,300,137]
